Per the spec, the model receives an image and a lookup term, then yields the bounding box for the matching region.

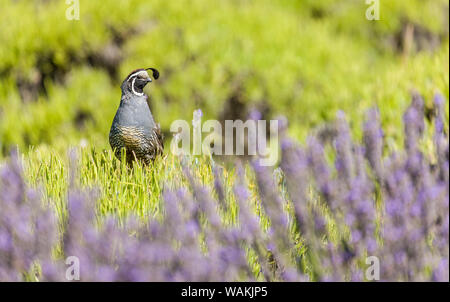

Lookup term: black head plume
[146,68,159,80]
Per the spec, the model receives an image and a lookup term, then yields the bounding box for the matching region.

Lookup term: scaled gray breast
[109,95,163,165]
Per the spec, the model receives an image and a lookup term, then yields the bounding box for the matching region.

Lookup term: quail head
[109,68,164,165]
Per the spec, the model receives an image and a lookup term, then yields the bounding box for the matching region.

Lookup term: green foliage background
[0,0,449,281]
[0,0,448,155]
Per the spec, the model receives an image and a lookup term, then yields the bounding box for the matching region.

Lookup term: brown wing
[152,124,164,156]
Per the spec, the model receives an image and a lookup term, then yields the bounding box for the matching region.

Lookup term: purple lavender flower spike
[363,107,384,181]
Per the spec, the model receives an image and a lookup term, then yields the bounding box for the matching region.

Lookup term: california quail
[109,68,164,165]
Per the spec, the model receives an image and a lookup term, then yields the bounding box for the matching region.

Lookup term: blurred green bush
[0,0,448,155]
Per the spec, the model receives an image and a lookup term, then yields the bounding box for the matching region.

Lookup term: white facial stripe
[131,77,144,96]
[127,70,148,81]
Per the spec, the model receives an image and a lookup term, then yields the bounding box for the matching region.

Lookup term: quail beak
[145,78,152,83]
